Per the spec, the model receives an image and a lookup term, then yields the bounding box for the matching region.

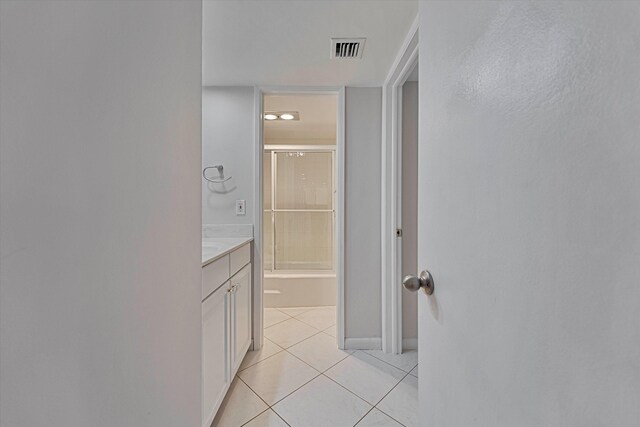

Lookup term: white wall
[0,1,202,426]
[419,1,640,425]
[202,86,256,224]
[401,81,418,340]
[345,87,383,340]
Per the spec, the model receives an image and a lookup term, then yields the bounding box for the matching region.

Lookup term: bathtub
[263,273,336,308]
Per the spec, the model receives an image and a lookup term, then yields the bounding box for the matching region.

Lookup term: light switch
[235,200,246,216]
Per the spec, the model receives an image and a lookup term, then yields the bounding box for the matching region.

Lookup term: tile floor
[212,306,419,427]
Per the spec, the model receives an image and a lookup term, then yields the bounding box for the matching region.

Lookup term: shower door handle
[402,270,435,295]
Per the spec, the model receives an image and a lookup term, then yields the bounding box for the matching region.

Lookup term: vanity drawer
[202,255,229,301]
[229,243,251,276]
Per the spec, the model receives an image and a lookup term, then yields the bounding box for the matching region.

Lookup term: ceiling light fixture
[263,111,300,121]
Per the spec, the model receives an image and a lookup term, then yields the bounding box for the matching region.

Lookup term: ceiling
[264,94,337,141]
[203,0,418,86]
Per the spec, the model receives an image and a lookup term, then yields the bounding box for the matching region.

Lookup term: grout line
[352,406,376,426]
[269,371,323,407]
[280,348,322,375]
[235,316,367,427]
[283,342,350,375]
[271,308,294,318]
[274,306,318,318]
[273,409,292,427]
[361,350,418,374]
[237,340,285,372]
[317,350,354,374]
[280,326,331,350]
[285,314,328,331]
[244,337,342,409]
[236,375,272,410]
[371,371,412,426]
[263,315,293,329]
[274,329,325,350]
[239,407,270,426]
[295,316,337,331]
[237,372,300,426]
[321,372,375,407]
[373,370,411,406]
[321,330,337,339]
[239,406,293,427]
[374,408,408,427]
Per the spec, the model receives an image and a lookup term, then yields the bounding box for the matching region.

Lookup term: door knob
[402,270,434,295]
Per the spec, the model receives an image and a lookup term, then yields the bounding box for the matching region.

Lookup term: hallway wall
[344,87,383,343]
[0,1,203,425]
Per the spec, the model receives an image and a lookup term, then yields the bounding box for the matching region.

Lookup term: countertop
[202,237,253,267]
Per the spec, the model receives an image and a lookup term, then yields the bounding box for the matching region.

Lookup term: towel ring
[203,165,232,184]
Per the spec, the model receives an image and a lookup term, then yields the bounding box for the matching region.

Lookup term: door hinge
[396,228,402,237]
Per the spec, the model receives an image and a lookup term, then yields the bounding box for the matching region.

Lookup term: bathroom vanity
[201,238,253,427]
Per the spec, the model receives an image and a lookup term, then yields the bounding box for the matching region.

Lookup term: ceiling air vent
[330,38,366,59]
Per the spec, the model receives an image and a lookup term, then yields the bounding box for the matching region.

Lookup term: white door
[417,2,640,426]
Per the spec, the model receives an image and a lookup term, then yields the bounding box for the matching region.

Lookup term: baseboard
[344,337,382,350]
[402,338,418,350]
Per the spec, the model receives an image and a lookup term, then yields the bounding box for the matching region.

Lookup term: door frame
[381,18,419,354]
[253,86,346,350]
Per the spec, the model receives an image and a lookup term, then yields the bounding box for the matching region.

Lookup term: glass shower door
[264,150,335,273]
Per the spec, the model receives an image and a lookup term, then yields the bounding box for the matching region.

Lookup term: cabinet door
[202,283,230,427]
[230,264,252,373]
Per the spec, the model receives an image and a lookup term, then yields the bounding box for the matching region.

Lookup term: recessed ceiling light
[264,114,278,120]
[280,113,294,120]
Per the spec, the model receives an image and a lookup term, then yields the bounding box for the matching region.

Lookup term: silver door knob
[402,270,434,295]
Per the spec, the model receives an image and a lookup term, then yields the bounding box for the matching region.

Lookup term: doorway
[400,65,419,351]
[381,22,419,354]
[253,89,346,351]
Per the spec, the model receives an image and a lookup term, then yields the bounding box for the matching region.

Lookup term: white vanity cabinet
[201,242,252,427]
[202,282,229,425]
[230,264,252,373]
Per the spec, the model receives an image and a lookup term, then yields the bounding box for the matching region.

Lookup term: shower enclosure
[263,146,336,307]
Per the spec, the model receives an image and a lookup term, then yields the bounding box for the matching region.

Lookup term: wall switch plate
[235,200,246,216]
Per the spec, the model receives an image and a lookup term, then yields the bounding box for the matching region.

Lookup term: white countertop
[202,237,253,267]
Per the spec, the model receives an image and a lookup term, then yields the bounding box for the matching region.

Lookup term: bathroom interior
[263,93,337,310]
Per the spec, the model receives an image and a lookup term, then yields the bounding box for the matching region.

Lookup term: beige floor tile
[363,349,418,373]
[377,375,419,427]
[264,308,291,328]
[264,318,321,348]
[273,375,371,427]
[240,338,284,371]
[296,307,336,330]
[276,306,316,317]
[409,364,418,378]
[287,332,352,372]
[238,351,319,405]
[244,409,289,427]
[356,408,404,426]
[211,377,267,427]
[323,324,337,338]
[325,351,405,405]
